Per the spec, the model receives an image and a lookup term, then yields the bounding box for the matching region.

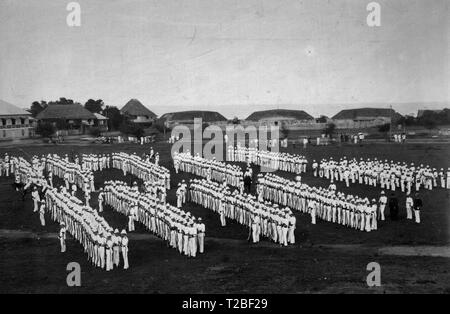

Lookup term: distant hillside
[159,110,227,122]
[246,109,314,121]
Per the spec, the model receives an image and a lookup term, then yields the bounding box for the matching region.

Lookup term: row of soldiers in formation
[81,153,111,172]
[103,180,205,257]
[188,178,296,245]
[46,187,130,271]
[227,145,308,174]
[257,173,380,231]
[257,173,424,228]
[173,151,245,190]
[45,154,95,191]
[313,157,450,193]
[111,152,170,190]
[13,158,130,271]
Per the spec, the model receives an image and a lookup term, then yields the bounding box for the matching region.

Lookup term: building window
[22,129,25,136]
[2,130,5,137]
[11,118,16,125]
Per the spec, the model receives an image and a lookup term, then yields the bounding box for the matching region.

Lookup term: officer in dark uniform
[389,193,399,220]
[244,172,252,193]
[413,192,423,223]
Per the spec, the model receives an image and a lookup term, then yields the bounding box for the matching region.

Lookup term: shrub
[36,122,56,138]
[378,123,390,132]
[89,127,102,137]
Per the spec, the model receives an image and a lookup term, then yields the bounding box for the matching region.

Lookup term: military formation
[228,144,308,174]
[2,140,445,273]
[257,173,379,231]
[189,178,296,245]
[313,157,450,193]
[81,153,111,172]
[173,151,244,189]
[11,154,129,271]
[104,180,205,257]
[111,152,170,190]
[45,186,129,271]
[46,154,95,192]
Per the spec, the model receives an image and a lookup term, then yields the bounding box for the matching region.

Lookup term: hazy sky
[0,0,448,118]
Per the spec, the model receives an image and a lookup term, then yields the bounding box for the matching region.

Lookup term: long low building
[158,110,227,128]
[332,108,402,128]
[0,99,34,140]
[246,109,315,127]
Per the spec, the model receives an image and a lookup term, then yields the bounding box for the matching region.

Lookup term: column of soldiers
[173,152,244,189]
[111,152,170,191]
[189,178,296,246]
[45,154,95,193]
[81,153,111,172]
[11,156,129,270]
[257,173,378,232]
[14,156,43,184]
[227,144,308,174]
[45,186,129,270]
[103,180,205,257]
[314,157,450,193]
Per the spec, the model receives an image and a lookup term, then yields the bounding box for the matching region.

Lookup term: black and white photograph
[0,0,449,299]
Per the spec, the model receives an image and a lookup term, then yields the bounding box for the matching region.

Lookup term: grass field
[0,141,449,293]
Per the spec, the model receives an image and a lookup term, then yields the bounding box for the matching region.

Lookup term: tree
[30,101,44,117]
[119,122,144,139]
[231,117,240,124]
[422,118,437,129]
[55,97,74,105]
[89,127,102,137]
[29,100,48,117]
[44,98,74,106]
[280,123,289,139]
[316,115,328,123]
[154,119,168,134]
[84,99,104,113]
[36,122,56,138]
[378,123,391,132]
[397,115,416,126]
[103,106,124,130]
[324,122,336,137]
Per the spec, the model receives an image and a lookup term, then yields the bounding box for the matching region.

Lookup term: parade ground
[1,141,449,293]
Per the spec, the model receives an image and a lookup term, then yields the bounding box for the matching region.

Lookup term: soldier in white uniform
[113,229,121,267]
[39,202,46,226]
[32,186,40,212]
[59,222,66,253]
[121,230,129,269]
[219,197,226,227]
[379,191,387,221]
[128,202,138,232]
[106,235,114,271]
[447,168,450,189]
[98,188,104,212]
[196,218,205,253]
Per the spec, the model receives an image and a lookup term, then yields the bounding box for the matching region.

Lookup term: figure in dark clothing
[244,174,252,193]
[389,193,399,220]
[413,193,423,223]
